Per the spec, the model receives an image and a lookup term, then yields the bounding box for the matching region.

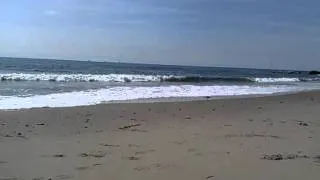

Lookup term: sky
[0,0,320,70]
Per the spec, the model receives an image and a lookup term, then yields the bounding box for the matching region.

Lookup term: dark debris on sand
[314,155,320,163]
[118,123,141,130]
[100,144,120,147]
[79,151,107,158]
[124,156,140,160]
[32,177,45,180]
[298,121,309,126]
[1,134,14,138]
[206,175,215,179]
[52,154,65,158]
[225,133,281,139]
[16,132,27,139]
[261,153,309,161]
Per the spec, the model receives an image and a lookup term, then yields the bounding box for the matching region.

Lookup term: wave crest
[0,73,167,82]
[253,78,300,83]
[0,73,316,83]
[163,76,254,82]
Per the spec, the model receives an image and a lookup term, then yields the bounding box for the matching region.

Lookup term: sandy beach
[0,91,320,180]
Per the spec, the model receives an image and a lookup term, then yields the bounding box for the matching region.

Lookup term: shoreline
[104,89,319,104]
[2,89,320,112]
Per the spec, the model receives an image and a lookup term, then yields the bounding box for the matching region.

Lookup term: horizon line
[0,56,312,72]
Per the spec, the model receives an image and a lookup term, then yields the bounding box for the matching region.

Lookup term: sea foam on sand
[0,85,305,110]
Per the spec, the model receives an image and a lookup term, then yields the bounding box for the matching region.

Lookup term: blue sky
[0,0,320,70]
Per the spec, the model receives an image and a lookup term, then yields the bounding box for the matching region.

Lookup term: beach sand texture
[0,91,320,180]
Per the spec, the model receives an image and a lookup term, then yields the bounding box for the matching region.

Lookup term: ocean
[0,57,319,110]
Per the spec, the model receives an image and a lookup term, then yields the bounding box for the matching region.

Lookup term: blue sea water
[0,57,319,109]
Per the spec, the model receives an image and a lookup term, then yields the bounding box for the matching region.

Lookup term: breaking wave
[0,73,316,83]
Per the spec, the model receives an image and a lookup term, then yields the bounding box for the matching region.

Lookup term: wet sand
[0,91,320,180]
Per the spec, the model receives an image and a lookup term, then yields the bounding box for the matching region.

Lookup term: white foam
[0,85,302,110]
[0,73,170,82]
[0,73,305,83]
[253,78,300,83]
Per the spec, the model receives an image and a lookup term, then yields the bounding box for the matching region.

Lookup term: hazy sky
[0,0,320,70]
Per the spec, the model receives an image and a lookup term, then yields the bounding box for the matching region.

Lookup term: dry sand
[0,91,320,180]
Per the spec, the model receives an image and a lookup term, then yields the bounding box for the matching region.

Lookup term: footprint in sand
[55,174,74,180]
[32,177,45,180]
[122,156,140,161]
[40,154,66,158]
[313,155,320,164]
[187,148,205,156]
[75,166,91,171]
[130,129,148,132]
[93,163,103,166]
[134,166,151,171]
[248,119,254,122]
[128,144,141,148]
[169,140,186,145]
[134,163,176,172]
[135,149,156,155]
[85,113,93,117]
[100,143,120,148]
[194,152,203,156]
[223,124,232,127]
[187,148,196,153]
